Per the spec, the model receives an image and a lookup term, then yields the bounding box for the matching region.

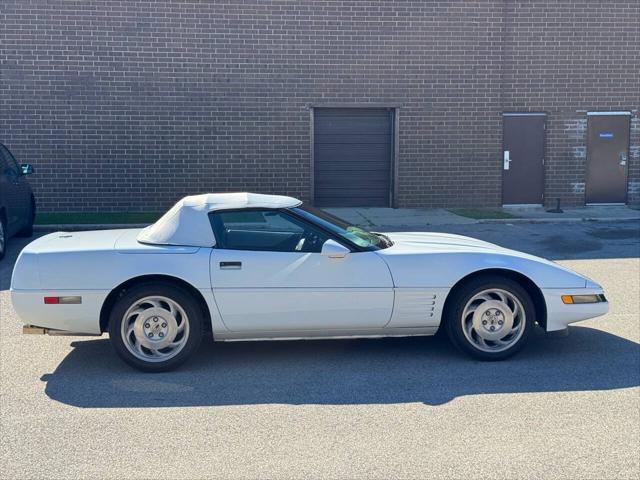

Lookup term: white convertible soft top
[137,192,302,247]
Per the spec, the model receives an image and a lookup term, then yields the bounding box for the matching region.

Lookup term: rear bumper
[11,289,107,335]
[22,325,101,336]
[542,287,609,332]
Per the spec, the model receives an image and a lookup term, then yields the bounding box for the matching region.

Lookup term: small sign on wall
[599,132,614,139]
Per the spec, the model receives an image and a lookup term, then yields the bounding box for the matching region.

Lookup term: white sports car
[12,193,609,371]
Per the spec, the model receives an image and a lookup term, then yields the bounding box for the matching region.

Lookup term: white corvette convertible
[12,193,608,371]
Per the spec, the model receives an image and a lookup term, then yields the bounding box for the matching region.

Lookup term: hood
[378,231,589,289]
[384,231,509,253]
[383,230,559,266]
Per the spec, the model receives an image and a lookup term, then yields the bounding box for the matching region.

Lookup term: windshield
[291,205,392,250]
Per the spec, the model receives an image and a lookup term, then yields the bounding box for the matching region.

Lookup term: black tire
[0,214,6,261]
[108,282,203,372]
[444,274,535,361]
[16,197,35,237]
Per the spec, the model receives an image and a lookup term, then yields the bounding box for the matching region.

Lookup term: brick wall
[502,0,640,206]
[1,1,638,211]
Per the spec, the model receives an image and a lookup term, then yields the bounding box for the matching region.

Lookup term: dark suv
[0,143,35,260]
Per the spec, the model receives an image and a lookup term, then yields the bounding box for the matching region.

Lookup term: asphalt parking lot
[1,221,639,479]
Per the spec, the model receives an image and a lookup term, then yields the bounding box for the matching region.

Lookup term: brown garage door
[314,108,393,207]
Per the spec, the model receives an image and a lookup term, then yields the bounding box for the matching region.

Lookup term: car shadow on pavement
[41,326,639,408]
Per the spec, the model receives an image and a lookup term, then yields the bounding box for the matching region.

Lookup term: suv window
[209,209,331,253]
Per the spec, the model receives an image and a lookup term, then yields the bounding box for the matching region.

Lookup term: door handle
[503,150,511,170]
[219,261,242,270]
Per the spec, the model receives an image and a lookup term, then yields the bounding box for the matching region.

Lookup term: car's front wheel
[445,275,534,360]
[108,283,203,372]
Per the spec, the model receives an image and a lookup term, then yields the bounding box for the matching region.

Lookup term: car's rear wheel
[108,283,203,372]
[0,215,6,260]
[445,275,534,360]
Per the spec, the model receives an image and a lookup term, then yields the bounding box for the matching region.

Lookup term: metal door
[314,108,393,207]
[586,113,630,204]
[502,113,546,205]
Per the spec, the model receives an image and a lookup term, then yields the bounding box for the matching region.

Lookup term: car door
[0,144,27,234]
[209,209,394,333]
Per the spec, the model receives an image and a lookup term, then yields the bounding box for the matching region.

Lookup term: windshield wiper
[372,232,393,248]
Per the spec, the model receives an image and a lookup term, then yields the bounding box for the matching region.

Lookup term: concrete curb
[477,216,640,224]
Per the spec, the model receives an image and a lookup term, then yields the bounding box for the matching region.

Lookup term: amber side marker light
[44,296,82,305]
[561,294,606,305]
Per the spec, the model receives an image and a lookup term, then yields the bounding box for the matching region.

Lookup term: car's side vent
[389,289,440,328]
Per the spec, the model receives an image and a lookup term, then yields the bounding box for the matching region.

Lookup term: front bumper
[542,287,609,332]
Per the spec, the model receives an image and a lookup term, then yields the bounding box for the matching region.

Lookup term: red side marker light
[43,296,81,305]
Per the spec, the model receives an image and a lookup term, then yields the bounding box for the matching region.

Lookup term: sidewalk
[324,208,477,228]
[325,205,640,230]
[498,205,640,221]
[34,205,640,232]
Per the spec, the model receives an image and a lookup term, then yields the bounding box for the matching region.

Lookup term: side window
[209,209,331,253]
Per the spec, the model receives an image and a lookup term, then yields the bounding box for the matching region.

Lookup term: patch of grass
[35,212,162,225]
[449,208,520,220]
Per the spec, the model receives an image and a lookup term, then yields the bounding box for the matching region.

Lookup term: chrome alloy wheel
[121,296,190,362]
[461,288,526,353]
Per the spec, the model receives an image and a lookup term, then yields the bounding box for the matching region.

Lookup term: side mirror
[21,164,34,175]
[321,239,350,258]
